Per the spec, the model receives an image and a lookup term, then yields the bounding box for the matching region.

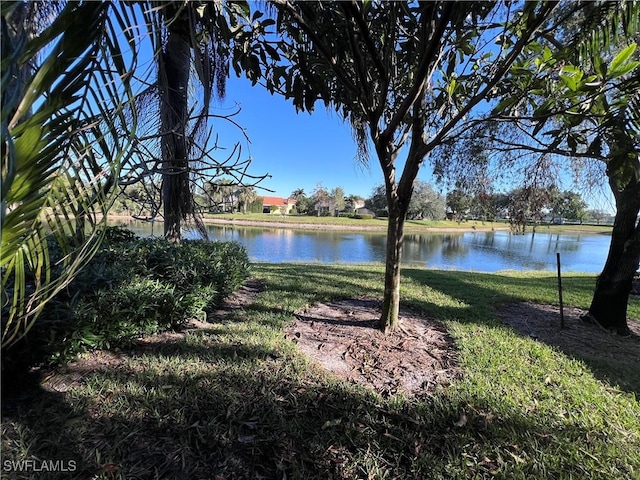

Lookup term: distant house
[260,196,297,214]
[314,200,332,215]
[355,207,375,216]
[350,199,366,211]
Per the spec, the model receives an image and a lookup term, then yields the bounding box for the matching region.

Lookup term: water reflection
[109,219,609,273]
[401,234,445,262]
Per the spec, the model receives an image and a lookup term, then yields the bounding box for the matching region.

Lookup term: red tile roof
[260,196,296,206]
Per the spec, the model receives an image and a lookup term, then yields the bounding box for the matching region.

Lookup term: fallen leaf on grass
[506,450,526,464]
[322,418,342,429]
[383,432,402,442]
[101,464,119,473]
[453,412,468,427]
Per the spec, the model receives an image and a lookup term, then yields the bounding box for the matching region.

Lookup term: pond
[112,220,610,273]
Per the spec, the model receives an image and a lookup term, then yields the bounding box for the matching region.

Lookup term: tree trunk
[585,177,640,335]
[160,29,191,242]
[380,197,408,333]
[375,103,423,333]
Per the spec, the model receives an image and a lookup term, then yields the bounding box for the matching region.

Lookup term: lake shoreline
[105,215,610,272]
[107,215,509,233]
[198,217,508,232]
[107,214,612,235]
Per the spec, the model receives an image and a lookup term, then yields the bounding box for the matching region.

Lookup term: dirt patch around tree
[496,302,640,372]
[285,299,460,397]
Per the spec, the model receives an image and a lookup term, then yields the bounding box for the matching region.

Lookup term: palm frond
[1,1,140,347]
[569,1,640,62]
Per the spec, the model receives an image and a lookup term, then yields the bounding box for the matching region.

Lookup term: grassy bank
[202,213,505,230]
[3,265,638,479]
[201,213,613,235]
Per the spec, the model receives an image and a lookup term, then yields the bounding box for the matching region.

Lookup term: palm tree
[290,188,309,214]
[141,1,255,241]
[1,1,141,347]
[238,186,258,214]
[291,188,305,199]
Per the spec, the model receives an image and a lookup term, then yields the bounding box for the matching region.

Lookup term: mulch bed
[285,299,460,397]
[285,293,640,398]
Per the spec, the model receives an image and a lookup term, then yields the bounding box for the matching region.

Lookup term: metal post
[556,252,564,329]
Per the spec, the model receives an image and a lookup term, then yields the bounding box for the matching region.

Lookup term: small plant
[104,226,137,243]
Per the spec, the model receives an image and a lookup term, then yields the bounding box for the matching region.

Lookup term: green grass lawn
[3,265,638,479]
[204,212,614,235]
[204,212,504,230]
[530,223,615,234]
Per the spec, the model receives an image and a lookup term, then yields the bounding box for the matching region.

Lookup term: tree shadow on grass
[255,264,383,303]
[3,347,637,479]
[3,265,638,478]
[403,268,640,397]
[132,333,280,363]
[496,301,640,397]
[1,384,94,479]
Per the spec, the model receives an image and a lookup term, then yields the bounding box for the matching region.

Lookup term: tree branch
[398,88,428,200]
[379,2,454,145]
[343,1,386,79]
[340,2,373,114]
[271,0,358,95]
[423,1,559,153]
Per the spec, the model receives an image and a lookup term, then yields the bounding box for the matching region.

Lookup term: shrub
[52,278,186,360]
[3,230,250,370]
[104,225,137,242]
[354,213,374,220]
[248,198,264,214]
[376,209,389,218]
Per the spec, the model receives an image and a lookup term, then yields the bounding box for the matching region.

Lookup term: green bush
[248,198,263,213]
[104,225,137,242]
[50,278,186,362]
[354,213,374,220]
[4,230,250,369]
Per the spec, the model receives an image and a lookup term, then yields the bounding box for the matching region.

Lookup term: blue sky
[211,75,440,200]
[119,3,405,201]
[210,75,615,213]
